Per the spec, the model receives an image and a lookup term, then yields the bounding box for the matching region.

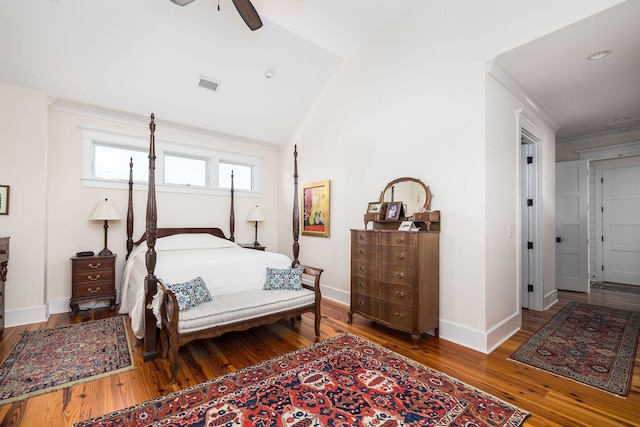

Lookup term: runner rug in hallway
[0,316,134,405]
[510,301,640,397]
[74,333,528,427]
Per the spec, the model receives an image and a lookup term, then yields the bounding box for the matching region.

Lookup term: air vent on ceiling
[198,76,220,92]
[604,117,640,132]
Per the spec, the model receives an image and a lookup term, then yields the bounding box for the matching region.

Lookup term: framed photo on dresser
[385,201,402,221]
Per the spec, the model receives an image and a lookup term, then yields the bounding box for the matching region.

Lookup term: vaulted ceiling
[1,1,638,145]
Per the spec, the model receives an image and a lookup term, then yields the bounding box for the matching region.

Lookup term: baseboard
[439,310,522,354]
[320,284,350,306]
[544,289,558,310]
[5,304,49,328]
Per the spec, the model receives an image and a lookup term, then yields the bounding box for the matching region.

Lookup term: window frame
[81,127,262,196]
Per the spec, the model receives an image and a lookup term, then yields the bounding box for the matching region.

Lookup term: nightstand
[240,243,266,251]
[70,254,116,316]
[0,237,9,335]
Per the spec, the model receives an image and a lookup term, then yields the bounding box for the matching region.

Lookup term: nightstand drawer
[0,240,8,263]
[73,282,113,298]
[73,269,114,285]
[73,258,114,272]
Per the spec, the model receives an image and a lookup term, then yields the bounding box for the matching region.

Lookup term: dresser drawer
[379,265,415,285]
[379,301,413,331]
[351,261,377,278]
[351,275,377,297]
[379,232,414,247]
[351,243,376,262]
[73,257,114,272]
[351,292,377,318]
[73,282,113,298]
[352,230,376,245]
[379,283,413,305]
[378,245,415,266]
[73,269,114,285]
[0,240,8,263]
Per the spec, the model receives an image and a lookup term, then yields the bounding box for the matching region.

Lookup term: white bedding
[119,233,292,338]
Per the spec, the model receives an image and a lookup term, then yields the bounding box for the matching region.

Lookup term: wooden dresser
[70,254,116,316]
[0,237,9,335]
[349,229,439,348]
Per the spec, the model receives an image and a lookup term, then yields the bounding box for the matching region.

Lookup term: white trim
[5,305,49,328]
[487,59,561,132]
[320,285,350,306]
[544,289,558,310]
[557,127,640,146]
[575,141,640,160]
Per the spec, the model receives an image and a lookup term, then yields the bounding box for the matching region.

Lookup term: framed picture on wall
[302,180,330,237]
[0,185,9,215]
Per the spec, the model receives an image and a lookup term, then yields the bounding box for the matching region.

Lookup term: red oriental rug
[510,301,640,397]
[0,317,134,405]
[74,333,529,427]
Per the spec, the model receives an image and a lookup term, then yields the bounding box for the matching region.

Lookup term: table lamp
[90,198,122,256]
[247,205,265,248]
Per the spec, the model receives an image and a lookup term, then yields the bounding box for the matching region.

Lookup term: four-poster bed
[120,114,323,381]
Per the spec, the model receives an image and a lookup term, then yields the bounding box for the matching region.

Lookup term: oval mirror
[380,177,431,215]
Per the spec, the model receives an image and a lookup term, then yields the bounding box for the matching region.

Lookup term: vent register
[198,76,220,92]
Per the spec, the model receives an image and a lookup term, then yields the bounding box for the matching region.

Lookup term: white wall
[278,0,624,352]
[1,89,283,325]
[0,83,49,324]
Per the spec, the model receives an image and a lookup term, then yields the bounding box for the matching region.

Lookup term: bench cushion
[175,288,315,334]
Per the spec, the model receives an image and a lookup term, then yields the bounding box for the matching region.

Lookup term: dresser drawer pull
[0,250,6,255]
[395,236,405,243]
[87,286,101,294]
[395,272,405,279]
[395,291,405,298]
[359,266,365,271]
[359,234,365,240]
[359,249,365,254]
[88,274,101,281]
[396,253,405,259]
[359,282,365,288]
[88,263,101,269]
[358,300,364,306]
[394,312,404,319]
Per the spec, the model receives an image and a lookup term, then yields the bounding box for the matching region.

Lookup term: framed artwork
[302,180,330,237]
[0,185,8,215]
[366,202,383,214]
[385,201,402,221]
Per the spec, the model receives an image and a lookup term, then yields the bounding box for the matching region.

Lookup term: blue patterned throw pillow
[264,267,304,291]
[166,276,212,311]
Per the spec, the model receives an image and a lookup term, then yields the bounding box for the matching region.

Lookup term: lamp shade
[247,205,265,222]
[90,198,122,221]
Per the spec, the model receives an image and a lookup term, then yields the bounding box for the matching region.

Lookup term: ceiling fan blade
[231,0,263,31]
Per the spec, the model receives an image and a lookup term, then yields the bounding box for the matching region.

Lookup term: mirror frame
[379,177,432,212]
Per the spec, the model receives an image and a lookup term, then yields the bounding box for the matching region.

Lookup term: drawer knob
[358,300,364,306]
[396,253,405,259]
[359,282,365,288]
[88,286,101,294]
[395,291,405,298]
[359,249,365,254]
[88,263,101,269]
[395,236,404,243]
[394,312,404,319]
[359,266,364,271]
[88,274,101,281]
[359,234,365,240]
[395,272,405,279]
[0,250,6,255]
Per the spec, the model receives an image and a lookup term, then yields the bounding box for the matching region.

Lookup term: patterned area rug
[510,301,640,397]
[74,333,528,427]
[0,316,133,405]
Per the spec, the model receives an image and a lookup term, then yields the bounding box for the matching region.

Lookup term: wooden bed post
[292,145,300,267]
[126,157,134,260]
[143,114,159,361]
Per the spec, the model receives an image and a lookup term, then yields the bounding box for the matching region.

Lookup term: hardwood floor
[0,289,638,426]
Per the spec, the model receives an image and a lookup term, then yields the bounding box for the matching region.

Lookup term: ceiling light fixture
[587,50,611,60]
[265,70,274,79]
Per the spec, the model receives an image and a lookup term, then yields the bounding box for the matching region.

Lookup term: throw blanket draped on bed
[120,233,292,339]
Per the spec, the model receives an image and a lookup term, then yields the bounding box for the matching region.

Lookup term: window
[164,154,207,187]
[82,127,262,195]
[219,162,252,191]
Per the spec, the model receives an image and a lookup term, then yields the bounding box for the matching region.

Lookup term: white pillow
[156,233,239,251]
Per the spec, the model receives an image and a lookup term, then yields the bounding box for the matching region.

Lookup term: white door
[601,163,640,285]
[555,160,589,292]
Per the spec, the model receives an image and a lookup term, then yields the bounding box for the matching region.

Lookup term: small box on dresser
[0,237,9,335]
[349,229,439,349]
[70,254,116,316]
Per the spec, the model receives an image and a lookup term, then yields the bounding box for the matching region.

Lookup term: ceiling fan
[170,0,263,31]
